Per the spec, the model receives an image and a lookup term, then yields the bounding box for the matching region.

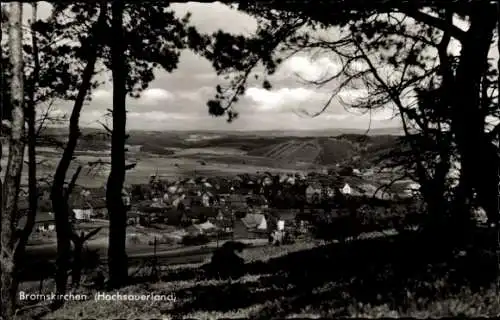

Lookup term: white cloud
[372,107,396,121]
[128,111,191,121]
[338,89,369,103]
[177,86,215,101]
[139,88,174,105]
[280,56,341,82]
[171,2,257,35]
[323,114,350,120]
[245,87,323,111]
[91,89,112,101]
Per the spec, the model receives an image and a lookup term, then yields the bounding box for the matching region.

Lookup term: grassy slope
[27,131,401,189]
[39,128,401,169]
[28,229,499,320]
[247,134,400,167]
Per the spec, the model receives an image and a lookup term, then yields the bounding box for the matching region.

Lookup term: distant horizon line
[73,126,404,133]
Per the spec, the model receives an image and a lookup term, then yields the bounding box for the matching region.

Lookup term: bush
[311,211,362,242]
[181,234,210,246]
[205,241,246,278]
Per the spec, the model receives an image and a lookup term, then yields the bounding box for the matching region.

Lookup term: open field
[12,148,305,189]
[8,130,401,189]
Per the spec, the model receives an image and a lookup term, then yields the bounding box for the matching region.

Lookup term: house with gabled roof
[18,211,55,233]
[233,213,268,239]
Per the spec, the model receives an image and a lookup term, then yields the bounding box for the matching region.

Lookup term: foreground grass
[21,232,500,319]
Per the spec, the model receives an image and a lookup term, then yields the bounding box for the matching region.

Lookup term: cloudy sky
[18,2,497,131]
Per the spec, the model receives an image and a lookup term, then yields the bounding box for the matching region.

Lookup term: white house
[241,213,268,230]
[186,221,217,235]
[201,191,213,207]
[203,182,213,188]
[472,207,488,225]
[341,183,352,195]
[404,182,421,197]
[172,194,187,208]
[447,161,461,188]
[167,185,178,194]
[122,188,131,207]
[286,176,296,185]
[73,208,93,221]
[277,220,285,231]
[262,176,273,186]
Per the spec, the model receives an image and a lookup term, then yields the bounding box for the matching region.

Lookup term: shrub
[181,234,210,246]
[311,210,362,242]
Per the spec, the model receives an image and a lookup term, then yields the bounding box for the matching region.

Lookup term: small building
[126,211,142,225]
[186,221,217,236]
[164,210,190,226]
[325,186,335,198]
[190,206,218,221]
[233,213,268,239]
[165,229,188,243]
[172,194,190,210]
[341,183,352,195]
[18,212,55,233]
[215,210,225,221]
[73,208,93,221]
[201,191,214,207]
[306,183,322,203]
[277,220,285,231]
[214,218,233,233]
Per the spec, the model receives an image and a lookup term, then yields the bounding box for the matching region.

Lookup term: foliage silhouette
[165,229,498,318]
[196,1,499,234]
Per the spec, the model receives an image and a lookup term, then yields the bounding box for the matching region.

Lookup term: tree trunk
[1,3,25,319]
[107,0,128,289]
[14,0,40,272]
[71,238,84,288]
[0,18,3,320]
[450,4,497,227]
[49,2,107,308]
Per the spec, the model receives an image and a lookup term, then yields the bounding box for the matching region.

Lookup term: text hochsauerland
[94,292,176,302]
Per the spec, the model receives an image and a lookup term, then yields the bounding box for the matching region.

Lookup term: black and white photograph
[0,0,499,319]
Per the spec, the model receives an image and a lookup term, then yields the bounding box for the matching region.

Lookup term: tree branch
[399,7,466,42]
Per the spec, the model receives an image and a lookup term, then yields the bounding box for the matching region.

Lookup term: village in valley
[21,162,425,251]
[3,0,498,318]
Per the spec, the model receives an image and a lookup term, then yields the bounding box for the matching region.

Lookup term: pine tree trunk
[50,2,107,308]
[11,2,41,302]
[71,239,84,288]
[107,0,129,289]
[450,4,497,228]
[0,3,25,319]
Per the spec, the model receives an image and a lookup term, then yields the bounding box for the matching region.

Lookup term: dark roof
[214,219,233,228]
[241,213,266,229]
[87,198,107,209]
[271,209,296,221]
[190,206,218,217]
[18,198,53,212]
[18,211,55,227]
